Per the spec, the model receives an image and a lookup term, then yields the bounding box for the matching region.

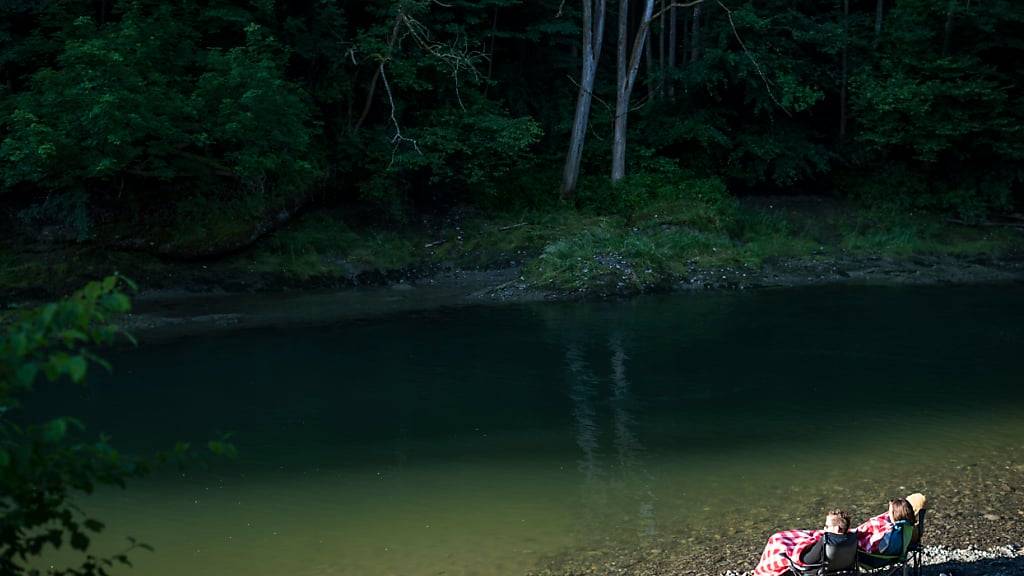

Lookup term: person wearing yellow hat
[855,493,927,555]
[906,493,927,547]
[906,493,927,514]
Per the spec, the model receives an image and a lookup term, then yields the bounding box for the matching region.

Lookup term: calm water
[36,285,1024,575]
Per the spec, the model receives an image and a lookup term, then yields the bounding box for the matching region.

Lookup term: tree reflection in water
[565,333,658,543]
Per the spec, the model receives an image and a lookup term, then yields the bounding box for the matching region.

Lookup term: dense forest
[2,4,1024,573]
[1,0,1023,291]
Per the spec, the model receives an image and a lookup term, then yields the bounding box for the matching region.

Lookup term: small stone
[984,513,1002,521]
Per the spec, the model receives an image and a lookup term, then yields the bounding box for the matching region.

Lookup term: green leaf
[16,363,39,388]
[117,274,138,292]
[67,355,88,382]
[61,329,89,342]
[84,519,105,533]
[207,440,238,459]
[42,418,68,443]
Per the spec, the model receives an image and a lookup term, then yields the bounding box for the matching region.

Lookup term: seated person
[855,497,917,556]
[752,509,853,576]
[800,509,855,564]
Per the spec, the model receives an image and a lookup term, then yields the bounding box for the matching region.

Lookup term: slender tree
[646,23,656,101]
[659,0,667,98]
[668,3,677,100]
[561,0,608,199]
[874,0,883,46]
[611,0,655,182]
[839,0,849,139]
[943,0,957,55]
[689,3,702,63]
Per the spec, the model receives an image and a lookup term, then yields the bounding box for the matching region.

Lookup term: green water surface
[35,285,1024,576]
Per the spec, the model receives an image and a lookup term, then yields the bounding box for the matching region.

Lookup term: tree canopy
[1,0,1021,250]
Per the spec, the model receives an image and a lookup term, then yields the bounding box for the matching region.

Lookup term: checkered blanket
[752,529,823,576]
[855,512,895,554]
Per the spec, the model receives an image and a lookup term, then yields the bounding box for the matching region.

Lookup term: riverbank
[2,197,1023,309]
[101,251,1024,340]
[529,450,1024,576]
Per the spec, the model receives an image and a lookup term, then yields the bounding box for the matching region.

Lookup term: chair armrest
[783,553,824,573]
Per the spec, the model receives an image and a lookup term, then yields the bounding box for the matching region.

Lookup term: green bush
[0,276,233,575]
[0,276,144,575]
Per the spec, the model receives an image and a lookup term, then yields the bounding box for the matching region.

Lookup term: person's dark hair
[827,509,851,533]
[889,498,916,523]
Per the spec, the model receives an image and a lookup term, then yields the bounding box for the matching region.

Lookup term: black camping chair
[906,509,927,576]
[784,532,859,576]
[857,520,915,576]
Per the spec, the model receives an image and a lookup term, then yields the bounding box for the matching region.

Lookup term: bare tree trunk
[668,3,677,100]
[681,9,689,65]
[612,0,656,183]
[839,0,848,139]
[645,30,656,101]
[561,0,608,200]
[943,0,957,56]
[612,0,630,183]
[689,4,701,63]
[874,0,884,47]
[658,0,666,98]
[355,14,403,133]
[485,6,499,94]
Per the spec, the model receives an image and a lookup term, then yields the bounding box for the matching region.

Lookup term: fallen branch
[498,222,528,232]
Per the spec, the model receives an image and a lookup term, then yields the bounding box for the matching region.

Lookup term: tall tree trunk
[484,6,499,94]
[943,0,957,56]
[355,14,403,132]
[689,4,702,63]
[612,0,655,183]
[612,0,630,183]
[681,9,689,65]
[561,0,608,200]
[839,0,849,139]
[645,29,655,102]
[873,0,883,47]
[668,3,677,100]
[658,0,666,98]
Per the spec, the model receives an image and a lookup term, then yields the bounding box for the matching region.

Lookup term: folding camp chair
[857,520,915,576]
[906,508,927,576]
[783,532,859,576]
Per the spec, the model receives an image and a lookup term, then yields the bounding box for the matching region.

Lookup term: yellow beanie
[906,493,927,513]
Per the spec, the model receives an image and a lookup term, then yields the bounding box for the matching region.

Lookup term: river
[36,284,1024,575]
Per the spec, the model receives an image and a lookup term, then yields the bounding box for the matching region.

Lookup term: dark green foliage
[0,1,318,243]
[0,276,143,576]
[0,277,236,574]
[848,0,1024,220]
[0,0,1022,254]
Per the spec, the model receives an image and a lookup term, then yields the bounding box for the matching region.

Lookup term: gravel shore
[528,451,1024,576]
[718,545,1024,576]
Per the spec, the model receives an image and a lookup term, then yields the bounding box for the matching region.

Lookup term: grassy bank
[2,192,1022,301]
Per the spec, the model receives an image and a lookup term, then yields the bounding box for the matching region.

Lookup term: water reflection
[28,286,1024,576]
[565,333,658,542]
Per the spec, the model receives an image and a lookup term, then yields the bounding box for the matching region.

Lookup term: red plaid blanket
[752,529,823,576]
[855,512,894,554]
